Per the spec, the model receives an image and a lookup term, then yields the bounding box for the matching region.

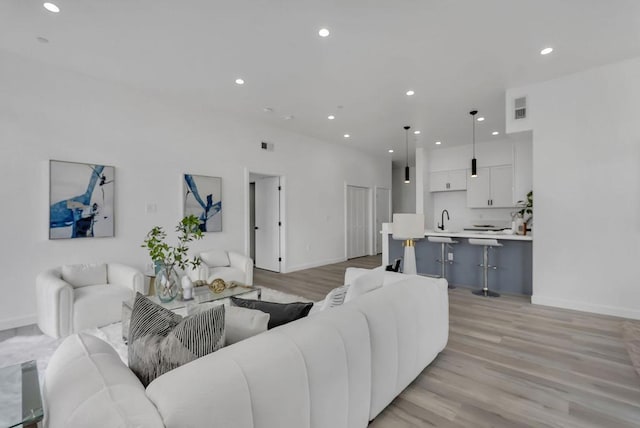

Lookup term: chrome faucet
[437,209,450,231]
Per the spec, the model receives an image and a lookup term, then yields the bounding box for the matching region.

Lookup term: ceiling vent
[514,96,527,120]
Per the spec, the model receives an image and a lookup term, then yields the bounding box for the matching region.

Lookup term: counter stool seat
[469,238,502,297]
[427,236,458,289]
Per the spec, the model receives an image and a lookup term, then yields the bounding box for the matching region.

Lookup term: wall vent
[514,96,527,120]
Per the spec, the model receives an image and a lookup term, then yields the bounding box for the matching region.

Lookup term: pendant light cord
[472,114,476,157]
[405,128,409,167]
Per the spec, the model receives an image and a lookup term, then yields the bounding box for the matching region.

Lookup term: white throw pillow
[344,266,385,302]
[200,250,230,267]
[321,284,350,311]
[61,263,108,288]
[225,306,270,345]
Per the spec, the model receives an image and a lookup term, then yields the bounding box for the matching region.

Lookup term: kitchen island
[385,229,533,296]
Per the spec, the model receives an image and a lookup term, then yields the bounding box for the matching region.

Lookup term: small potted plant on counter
[515,190,533,235]
[142,215,203,302]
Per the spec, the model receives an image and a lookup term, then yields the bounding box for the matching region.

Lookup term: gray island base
[388,234,532,296]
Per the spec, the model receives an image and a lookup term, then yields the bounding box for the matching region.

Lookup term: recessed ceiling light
[284,115,294,120]
[388,149,394,153]
[344,134,350,138]
[263,107,273,113]
[327,115,335,120]
[492,131,499,135]
[235,78,245,85]
[414,130,421,135]
[477,117,485,122]
[540,47,554,55]
[406,90,415,96]
[435,141,442,145]
[318,28,330,37]
[43,2,60,13]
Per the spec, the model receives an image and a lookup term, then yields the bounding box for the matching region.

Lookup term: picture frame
[49,160,115,239]
[183,174,222,232]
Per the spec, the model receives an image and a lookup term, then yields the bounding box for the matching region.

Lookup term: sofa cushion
[200,249,230,267]
[187,304,269,345]
[62,263,108,288]
[205,266,245,284]
[344,266,385,302]
[128,293,226,386]
[73,284,133,331]
[43,333,164,428]
[230,296,313,329]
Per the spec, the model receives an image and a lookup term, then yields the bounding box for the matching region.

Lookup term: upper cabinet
[429,169,467,192]
[466,165,514,208]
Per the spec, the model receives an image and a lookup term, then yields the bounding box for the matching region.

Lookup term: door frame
[244,168,287,273]
[344,182,375,260]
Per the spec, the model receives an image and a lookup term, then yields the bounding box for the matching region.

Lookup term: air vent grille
[514,96,526,120]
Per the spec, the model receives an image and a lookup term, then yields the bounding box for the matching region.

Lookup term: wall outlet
[448,252,454,261]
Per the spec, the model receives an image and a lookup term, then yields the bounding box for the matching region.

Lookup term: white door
[255,177,281,272]
[375,187,390,254]
[346,185,369,259]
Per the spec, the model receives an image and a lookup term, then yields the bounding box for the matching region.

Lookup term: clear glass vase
[156,267,180,303]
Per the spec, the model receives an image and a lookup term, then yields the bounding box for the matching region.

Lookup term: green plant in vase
[515,190,533,234]
[142,215,204,302]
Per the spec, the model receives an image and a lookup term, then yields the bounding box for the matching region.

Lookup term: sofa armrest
[36,270,74,338]
[107,263,144,294]
[228,252,254,285]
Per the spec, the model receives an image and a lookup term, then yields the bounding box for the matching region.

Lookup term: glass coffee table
[122,284,261,341]
[0,360,43,428]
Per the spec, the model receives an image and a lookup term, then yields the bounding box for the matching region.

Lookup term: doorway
[248,173,283,272]
[375,187,391,254]
[346,185,372,259]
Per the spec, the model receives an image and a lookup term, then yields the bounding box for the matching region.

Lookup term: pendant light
[404,126,411,183]
[470,110,478,177]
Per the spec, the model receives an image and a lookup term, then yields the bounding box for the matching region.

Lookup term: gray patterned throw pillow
[128,293,225,386]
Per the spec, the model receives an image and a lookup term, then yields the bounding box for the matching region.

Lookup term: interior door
[375,187,390,254]
[347,185,369,259]
[255,177,280,272]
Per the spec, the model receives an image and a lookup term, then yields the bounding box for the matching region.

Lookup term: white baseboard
[286,257,347,273]
[0,314,37,331]
[532,295,640,320]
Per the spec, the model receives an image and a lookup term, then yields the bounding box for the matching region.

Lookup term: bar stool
[469,238,502,297]
[427,236,458,289]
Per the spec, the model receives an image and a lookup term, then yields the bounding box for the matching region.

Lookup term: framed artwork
[49,160,115,239]
[183,174,222,232]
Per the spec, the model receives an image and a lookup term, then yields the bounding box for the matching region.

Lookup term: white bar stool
[468,238,502,297]
[427,236,458,289]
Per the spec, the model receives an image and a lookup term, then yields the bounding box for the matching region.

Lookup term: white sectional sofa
[43,272,449,428]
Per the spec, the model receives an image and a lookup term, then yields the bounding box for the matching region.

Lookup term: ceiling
[2,0,640,165]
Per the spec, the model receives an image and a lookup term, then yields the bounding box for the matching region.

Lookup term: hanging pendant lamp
[470,110,478,177]
[404,125,411,183]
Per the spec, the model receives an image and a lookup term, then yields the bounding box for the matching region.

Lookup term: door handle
[254,226,259,230]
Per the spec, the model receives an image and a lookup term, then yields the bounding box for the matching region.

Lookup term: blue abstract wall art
[183,174,222,232]
[49,160,115,239]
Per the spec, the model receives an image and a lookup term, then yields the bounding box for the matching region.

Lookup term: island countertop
[422,229,533,242]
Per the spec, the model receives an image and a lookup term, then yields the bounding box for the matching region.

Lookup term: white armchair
[36,263,144,338]
[187,249,253,286]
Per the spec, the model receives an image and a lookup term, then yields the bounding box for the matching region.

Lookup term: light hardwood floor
[255,256,640,428]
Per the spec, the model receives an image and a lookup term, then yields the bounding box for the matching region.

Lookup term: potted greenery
[142,215,204,302]
[516,190,533,235]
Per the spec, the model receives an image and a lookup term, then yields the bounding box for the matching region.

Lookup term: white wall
[0,52,391,329]
[391,165,416,214]
[507,56,640,319]
[423,135,532,231]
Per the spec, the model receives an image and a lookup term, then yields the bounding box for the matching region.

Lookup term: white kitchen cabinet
[429,169,467,192]
[466,165,514,208]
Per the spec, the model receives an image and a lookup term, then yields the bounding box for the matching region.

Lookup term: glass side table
[0,360,43,428]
